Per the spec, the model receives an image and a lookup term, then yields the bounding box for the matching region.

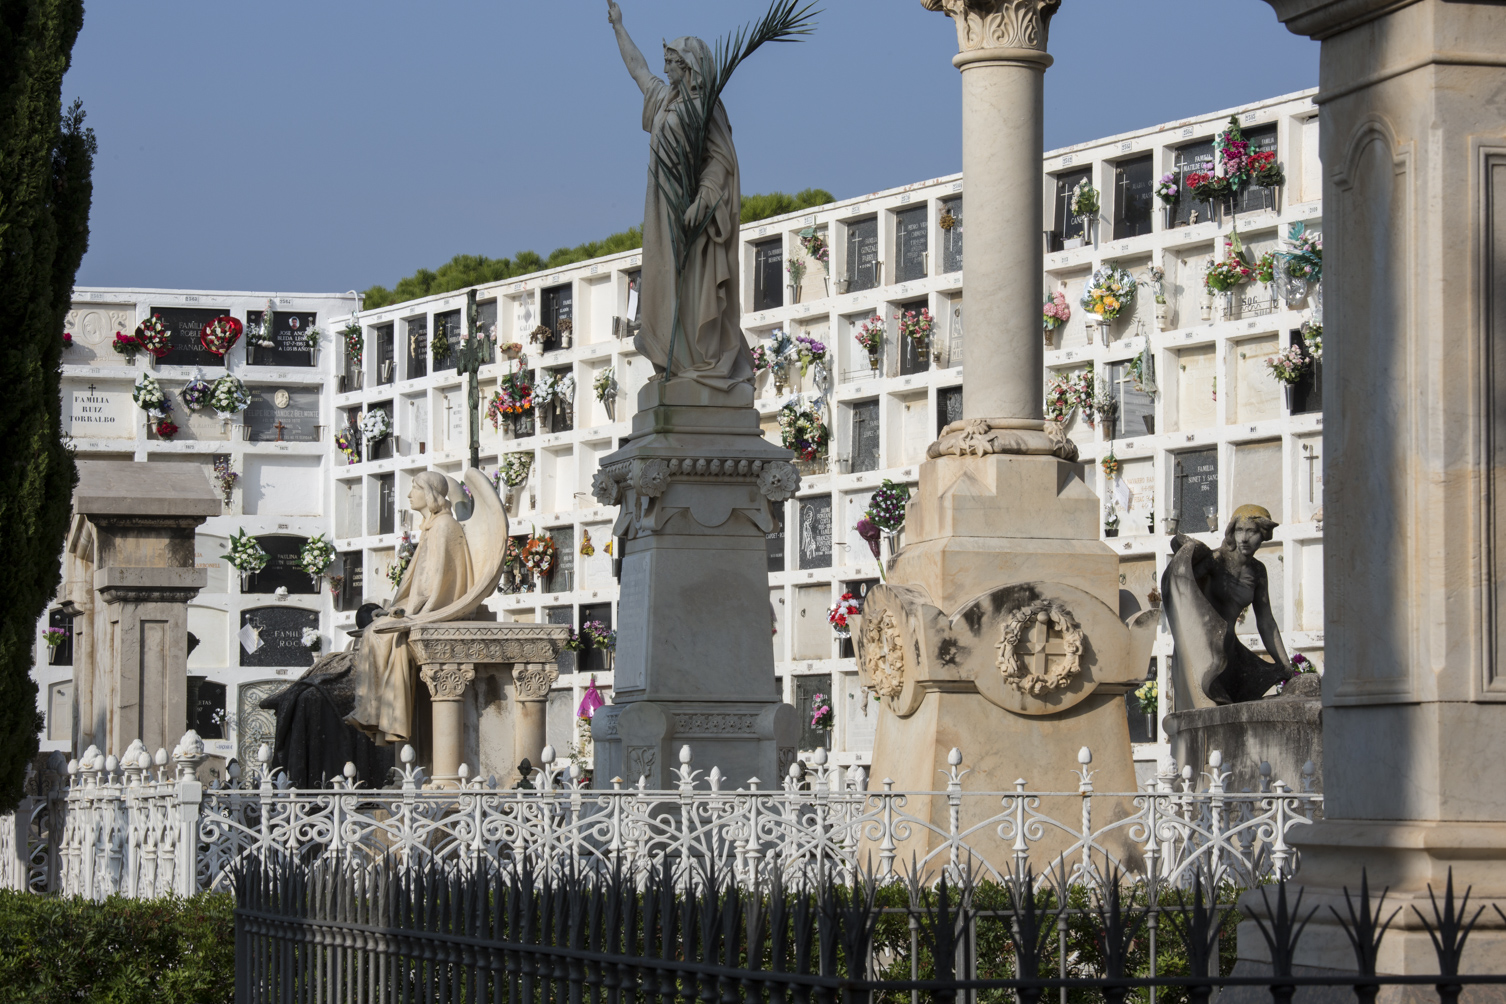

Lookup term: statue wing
[397,467,509,627]
[1160,540,1229,709]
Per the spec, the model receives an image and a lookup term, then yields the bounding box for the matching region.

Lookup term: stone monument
[63,461,219,757]
[589,1,804,788]
[1233,0,1506,979]
[850,0,1156,862]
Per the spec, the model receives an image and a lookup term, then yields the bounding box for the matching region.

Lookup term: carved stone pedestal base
[592,701,797,789]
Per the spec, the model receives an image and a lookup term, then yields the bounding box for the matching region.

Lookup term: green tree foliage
[0,0,93,813]
[361,188,836,310]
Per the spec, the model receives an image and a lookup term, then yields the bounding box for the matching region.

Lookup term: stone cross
[274,420,285,443]
[1019,611,1069,677]
[452,288,494,470]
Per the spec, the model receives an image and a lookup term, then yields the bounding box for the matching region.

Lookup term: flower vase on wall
[868,349,881,373]
[1154,302,1170,331]
[1043,327,1054,348]
[1200,293,1214,322]
[1223,292,1242,322]
[1085,317,1103,345]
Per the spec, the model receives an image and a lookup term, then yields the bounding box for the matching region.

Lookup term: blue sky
[62,1,1315,294]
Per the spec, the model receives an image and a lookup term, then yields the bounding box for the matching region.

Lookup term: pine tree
[0,0,93,813]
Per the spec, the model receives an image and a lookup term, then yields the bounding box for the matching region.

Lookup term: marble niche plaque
[152,306,227,368]
[248,310,318,368]
[245,386,321,443]
[246,534,318,595]
[65,303,134,364]
[798,496,833,570]
[64,381,134,439]
[1173,448,1219,533]
[239,607,317,669]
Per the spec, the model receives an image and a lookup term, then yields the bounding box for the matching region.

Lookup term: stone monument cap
[73,460,220,517]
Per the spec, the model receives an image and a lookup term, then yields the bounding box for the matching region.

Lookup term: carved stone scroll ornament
[861,608,907,699]
[591,469,622,507]
[512,662,559,701]
[996,600,1084,696]
[420,662,476,702]
[928,419,1079,462]
[632,459,670,499]
[920,0,1061,53]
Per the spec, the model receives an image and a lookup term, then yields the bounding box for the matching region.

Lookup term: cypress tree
[0,0,92,813]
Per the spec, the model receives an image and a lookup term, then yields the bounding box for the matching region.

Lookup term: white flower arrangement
[301,326,322,351]
[358,408,391,441]
[209,374,251,417]
[222,529,268,573]
[498,452,534,489]
[132,372,167,418]
[302,627,321,652]
[253,299,276,348]
[298,534,335,582]
[593,367,617,405]
[534,370,576,408]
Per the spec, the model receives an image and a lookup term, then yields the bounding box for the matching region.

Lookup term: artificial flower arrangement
[534,369,576,410]
[865,479,910,533]
[213,456,239,504]
[181,372,212,411]
[498,451,534,489]
[342,322,363,366]
[1092,376,1118,430]
[222,528,269,574]
[593,366,617,405]
[1214,117,1250,186]
[328,574,345,597]
[358,407,391,442]
[580,530,594,557]
[431,317,451,361]
[794,332,827,378]
[855,315,885,359]
[1131,679,1157,715]
[1205,241,1256,293]
[112,329,141,363]
[388,532,416,588]
[1042,290,1071,330]
[1254,251,1277,285]
[1301,322,1322,361]
[521,529,557,579]
[43,627,68,649]
[298,534,336,583]
[529,324,552,346]
[1154,173,1178,206]
[1248,150,1284,188]
[62,331,73,349]
[750,344,774,374]
[557,318,573,345]
[1103,501,1120,534]
[1143,266,1167,305]
[300,324,322,352]
[199,315,243,358]
[133,372,167,416]
[153,415,180,441]
[302,627,321,653]
[1276,653,1319,693]
[580,620,615,651]
[797,226,829,266]
[1079,264,1137,321]
[1101,450,1121,479]
[498,341,523,359]
[809,693,834,732]
[1070,178,1100,220]
[1184,161,1232,203]
[1127,346,1156,395]
[1044,364,1096,425]
[1279,222,1322,281]
[135,315,172,359]
[938,206,957,230]
[209,374,252,417]
[894,307,934,345]
[778,397,828,461]
[828,593,861,639]
[786,253,806,291]
[1264,343,1309,386]
[334,427,361,465]
[488,370,534,431]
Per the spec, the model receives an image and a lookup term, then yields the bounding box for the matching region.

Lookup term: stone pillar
[1238,0,1506,977]
[419,662,475,787]
[511,662,558,776]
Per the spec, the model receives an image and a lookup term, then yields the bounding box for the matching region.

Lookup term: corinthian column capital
[921,0,1061,54]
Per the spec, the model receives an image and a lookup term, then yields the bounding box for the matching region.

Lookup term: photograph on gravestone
[248,310,318,368]
[187,677,228,739]
[1108,361,1155,439]
[578,601,613,674]
[336,551,364,612]
[766,513,786,573]
[406,316,428,380]
[1172,139,1216,226]
[794,674,834,751]
[937,386,964,436]
[152,306,226,368]
[940,195,963,274]
[237,680,289,775]
[850,400,880,474]
[65,381,134,439]
[897,298,930,376]
[433,309,459,371]
[1173,448,1219,533]
[546,605,575,674]
[1113,155,1155,240]
[895,205,928,283]
[376,474,396,535]
[239,607,318,669]
[541,284,572,353]
[374,324,396,386]
[798,496,833,570]
[247,535,317,595]
[1049,168,1092,250]
[752,236,783,310]
[545,526,575,594]
[245,386,321,443]
[846,217,879,292]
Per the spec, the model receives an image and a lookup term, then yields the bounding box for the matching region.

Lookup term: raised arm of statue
[608,1,657,94]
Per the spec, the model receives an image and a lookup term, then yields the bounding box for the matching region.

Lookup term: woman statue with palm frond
[608,1,755,396]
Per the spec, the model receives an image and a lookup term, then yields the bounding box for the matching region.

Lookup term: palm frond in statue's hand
[652,0,819,375]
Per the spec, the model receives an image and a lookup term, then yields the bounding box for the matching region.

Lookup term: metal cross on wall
[452,289,494,470]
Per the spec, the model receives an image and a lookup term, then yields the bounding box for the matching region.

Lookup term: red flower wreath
[200,315,243,358]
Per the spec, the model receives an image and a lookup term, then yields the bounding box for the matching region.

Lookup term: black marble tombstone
[936,386,964,436]
[1234,124,1278,215]
[1050,168,1092,250]
[187,676,227,739]
[798,496,833,570]
[406,317,428,380]
[374,324,396,386]
[376,474,395,535]
[846,217,879,292]
[240,607,318,669]
[247,310,318,368]
[1173,140,1215,227]
[1109,362,1155,439]
[895,205,928,283]
[433,309,459,371]
[245,386,321,443]
[794,674,834,751]
[1289,330,1321,415]
[247,535,318,595]
[752,236,783,311]
[546,605,576,674]
[941,196,964,274]
[577,602,613,674]
[541,285,572,353]
[1173,448,1220,533]
[1112,155,1155,240]
[766,509,786,573]
[850,400,880,474]
[336,551,364,613]
[152,306,227,368]
[545,526,575,594]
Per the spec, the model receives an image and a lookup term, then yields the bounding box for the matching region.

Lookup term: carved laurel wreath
[861,608,906,698]
[996,599,1084,697]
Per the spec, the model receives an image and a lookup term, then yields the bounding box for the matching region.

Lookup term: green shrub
[0,890,234,1004]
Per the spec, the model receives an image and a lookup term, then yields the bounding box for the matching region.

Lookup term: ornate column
[510,663,558,778]
[419,662,475,788]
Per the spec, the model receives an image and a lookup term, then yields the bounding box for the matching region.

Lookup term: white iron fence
[1,730,1321,901]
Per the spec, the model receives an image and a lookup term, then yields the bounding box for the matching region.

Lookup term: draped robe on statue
[636,41,754,393]
[347,510,472,744]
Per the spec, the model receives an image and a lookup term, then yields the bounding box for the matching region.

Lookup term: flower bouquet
[1131,679,1157,715]
[557,318,573,348]
[798,226,829,266]
[153,417,179,440]
[1044,365,1095,425]
[794,332,827,378]
[778,399,828,461]
[529,324,552,346]
[938,206,957,231]
[1070,179,1100,221]
[359,407,391,442]
[181,373,212,411]
[894,307,934,346]
[828,593,860,639]
[388,532,416,588]
[488,370,534,431]
[866,479,910,533]
[1264,343,1309,385]
[44,627,68,649]
[302,627,321,653]
[250,302,277,348]
[593,366,617,406]
[299,533,336,583]
[1279,222,1322,282]
[112,330,141,363]
[334,427,360,465]
[62,331,73,350]
[786,254,806,297]
[855,315,884,367]
[1042,290,1071,345]
[430,317,451,361]
[209,374,251,417]
[1154,173,1178,206]
[810,693,834,732]
[498,342,523,360]
[342,322,363,366]
[1080,264,1136,321]
[199,315,243,358]
[521,530,557,580]
[222,529,269,575]
[133,372,168,416]
[1254,251,1277,285]
[498,452,534,489]
[751,344,774,375]
[213,456,239,503]
[1301,322,1322,361]
[1205,250,1255,294]
[135,315,172,359]
[1184,162,1232,204]
[1101,450,1121,479]
[1248,150,1284,188]
[582,620,616,652]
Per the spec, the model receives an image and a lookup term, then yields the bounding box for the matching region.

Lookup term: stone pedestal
[1163,690,1323,795]
[589,381,799,789]
[407,622,569,788]
[64,462,218,757]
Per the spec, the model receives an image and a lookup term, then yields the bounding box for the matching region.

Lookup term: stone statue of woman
[608,0,754,396]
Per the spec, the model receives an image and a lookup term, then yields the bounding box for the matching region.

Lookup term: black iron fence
[234,856,1506,1004]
